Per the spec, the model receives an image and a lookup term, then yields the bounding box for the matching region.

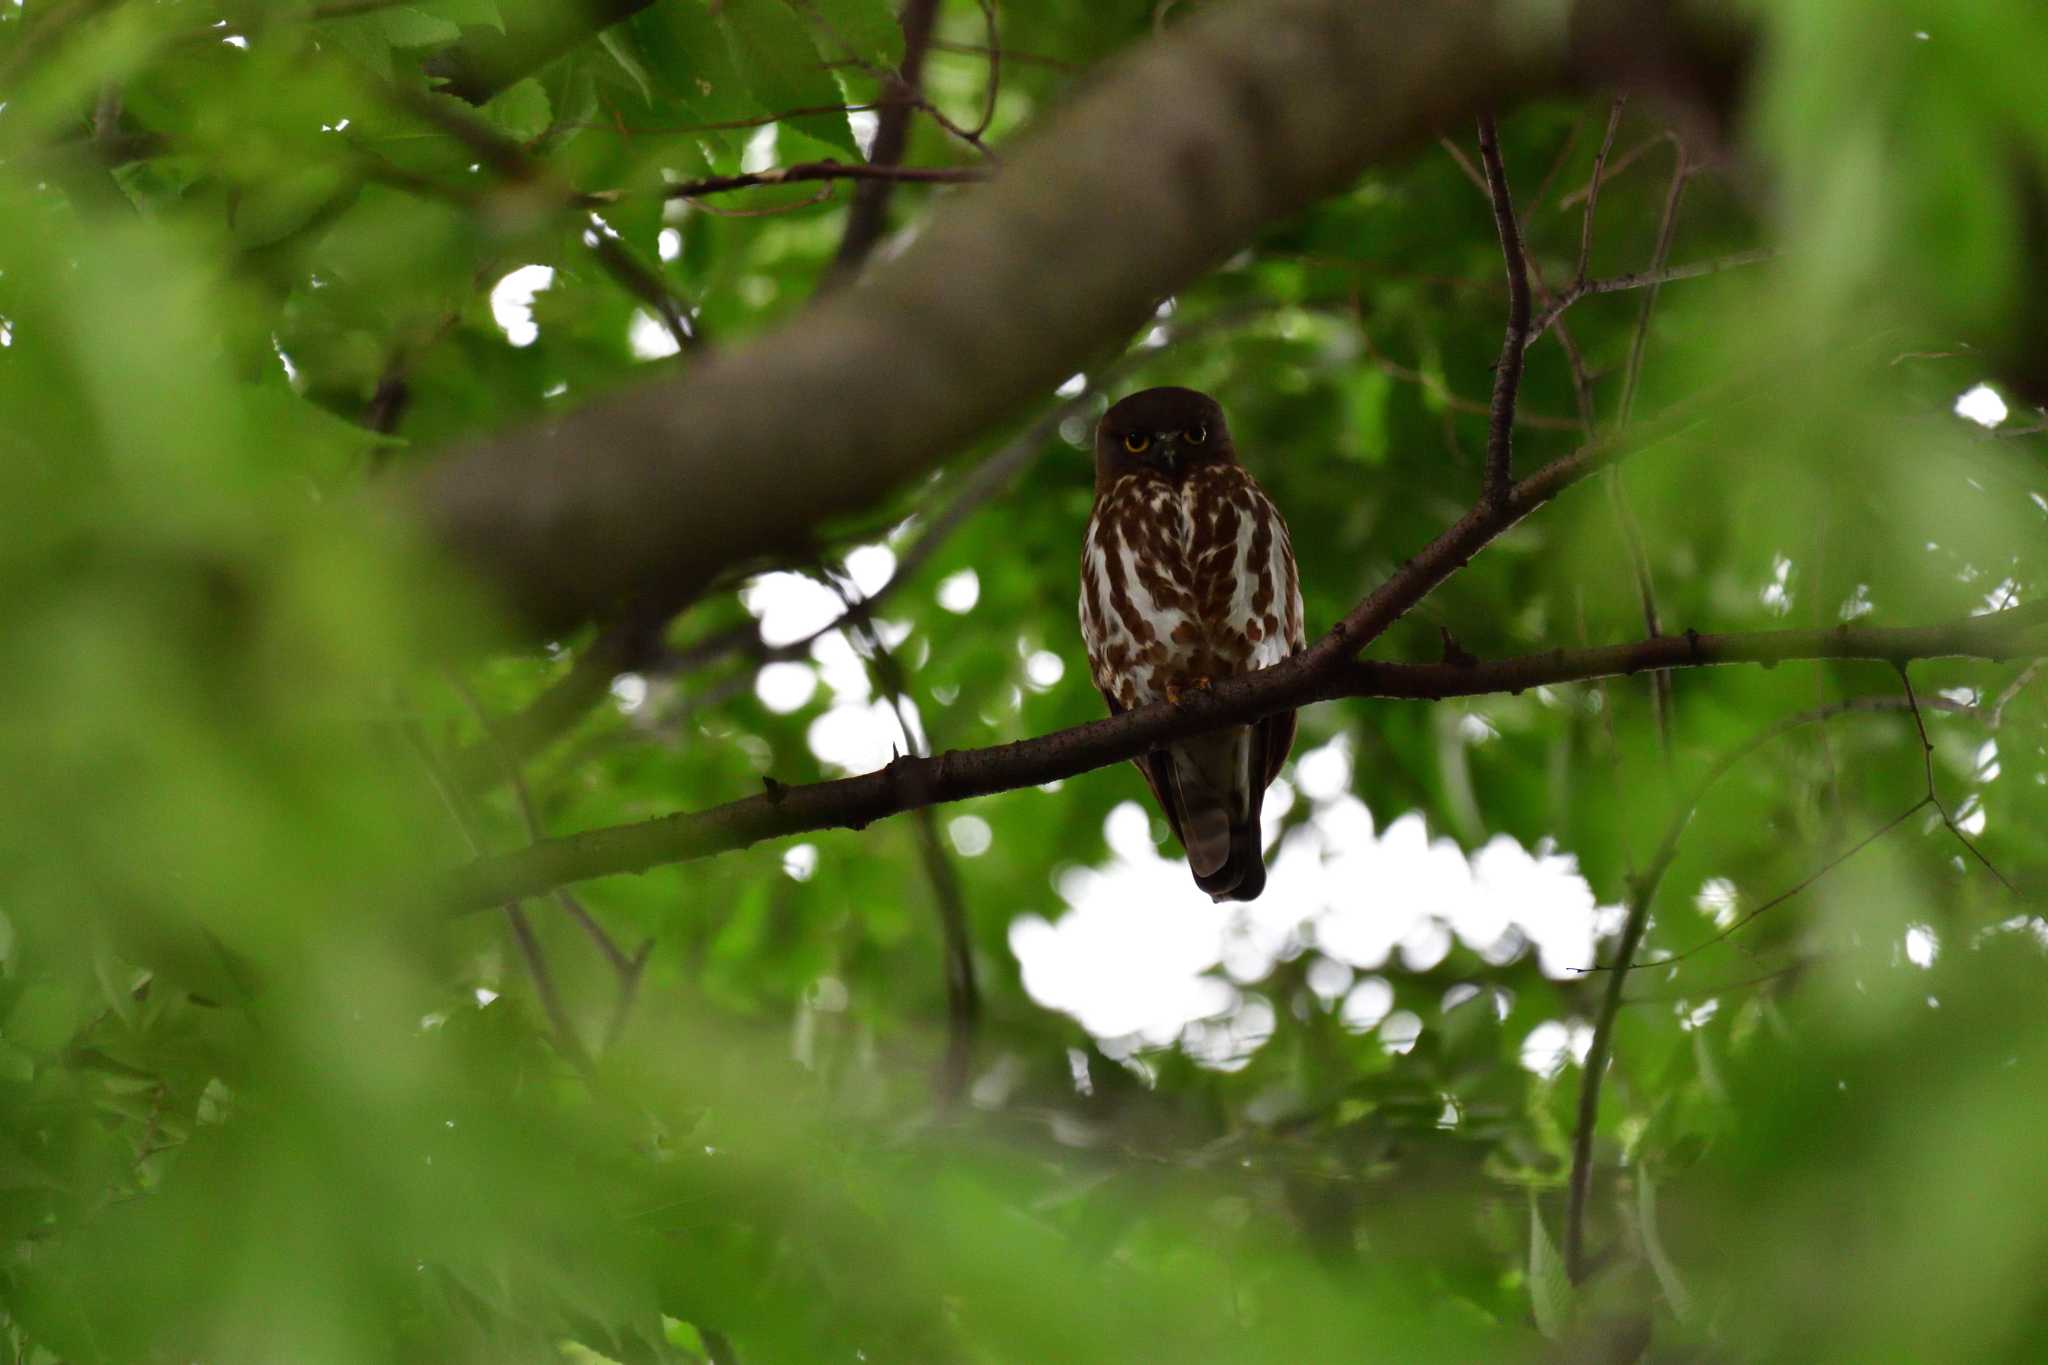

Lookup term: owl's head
[1095,386,1235,485]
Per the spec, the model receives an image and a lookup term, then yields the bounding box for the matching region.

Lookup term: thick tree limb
[442,600,2048,910]
[412,0,1702,631]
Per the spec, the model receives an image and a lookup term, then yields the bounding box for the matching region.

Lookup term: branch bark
[442,600,2048,911]
[409,0,1707,632]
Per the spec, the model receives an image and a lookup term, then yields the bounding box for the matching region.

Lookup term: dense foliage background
[4,0,2048,1360]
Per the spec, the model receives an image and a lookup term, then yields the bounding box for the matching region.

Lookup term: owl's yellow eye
[1122,432,1151,454]
[1185,424,1208,445]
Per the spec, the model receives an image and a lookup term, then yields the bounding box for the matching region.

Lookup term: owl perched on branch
[1079,387,1305,902]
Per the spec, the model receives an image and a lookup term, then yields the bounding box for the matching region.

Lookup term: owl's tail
[1167,727,1267,902]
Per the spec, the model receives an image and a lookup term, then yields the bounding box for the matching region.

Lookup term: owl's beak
[1155,437,1180,473]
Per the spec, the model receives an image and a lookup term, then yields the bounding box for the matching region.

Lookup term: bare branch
[1556,131,1663,210]
[967,0,1002,140]
[1625,799,1929,978]
[445,673,647,993]
[1608,135,1691,750]
[1527,249,1778,347]
[1356,323,1584,432]
[664,160,986,202]
[1898,663,2016,890]
[1987,658,2044,728]
[1575,98,1625,286]
[932,39,1073,72]
[1475,111,1532,505]
[441,599,2048,911]
[828,571,979,1101]
[827,0,943,285]
[1617,136,1690,427]
[398,714,597,1077]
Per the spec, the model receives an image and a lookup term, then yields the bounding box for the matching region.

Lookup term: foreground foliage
[3,1,2048,1360]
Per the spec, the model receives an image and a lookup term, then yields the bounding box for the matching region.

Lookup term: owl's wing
[1255,707,1297,791]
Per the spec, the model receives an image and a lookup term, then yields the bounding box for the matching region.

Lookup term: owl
[1078,387,1305,902]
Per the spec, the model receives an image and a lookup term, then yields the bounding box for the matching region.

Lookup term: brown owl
[1078,387,1305,901]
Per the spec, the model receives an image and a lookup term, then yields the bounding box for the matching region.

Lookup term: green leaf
[317,7,461,76]
[484,76,553,143]
[627,0,755,135]
[1636,1170,1693,1323]
[802,0,903,70]
[598,28,656,104]
[418,0,503,27]
[369,7,464,48]
[718,0,858,159]
[1527,1196,1572,1341]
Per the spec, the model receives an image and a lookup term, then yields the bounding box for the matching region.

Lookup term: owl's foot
[1165,676,1214,707]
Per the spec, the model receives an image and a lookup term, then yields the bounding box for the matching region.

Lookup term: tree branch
[441,600,2048,911]
[409,0,1717,632]
[825,0,942,286]
[664,160,985,202]
[1475,111,1532,504]
[445,376,1098,793]
[1527,247,1777,345]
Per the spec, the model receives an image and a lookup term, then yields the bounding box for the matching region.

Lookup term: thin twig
[1617,136,1689,427]
[967,0,1001,140]
[1527,250,1778,346]
[1565,854,1657,1284]
[1579,693,1989,977]
[399,716,596,1078]
[931,38,1072,71]
[1438,135,1487,195]
[1607,464,1670,755]
[1987,659,2044,728]
[1561,689,1973,1279]
[1475,112,1532,505]
[1613,134,1690,752]
[503,903,596,1076]
[825,571,979,1101]
[1898,663,2017,890]
[1576,98,1625,286]
[691,184,839,218]
[1357,322,1582,432]
[587,222,700,353]
[662,160,985,202]
[370,79,704,354]
[444,673,645,984]
[1624,956,1820,1005]
[1522,108,1587,227]
[825,0,941,286]
[1556,131,1662,210]
[1622,799,1930,976]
